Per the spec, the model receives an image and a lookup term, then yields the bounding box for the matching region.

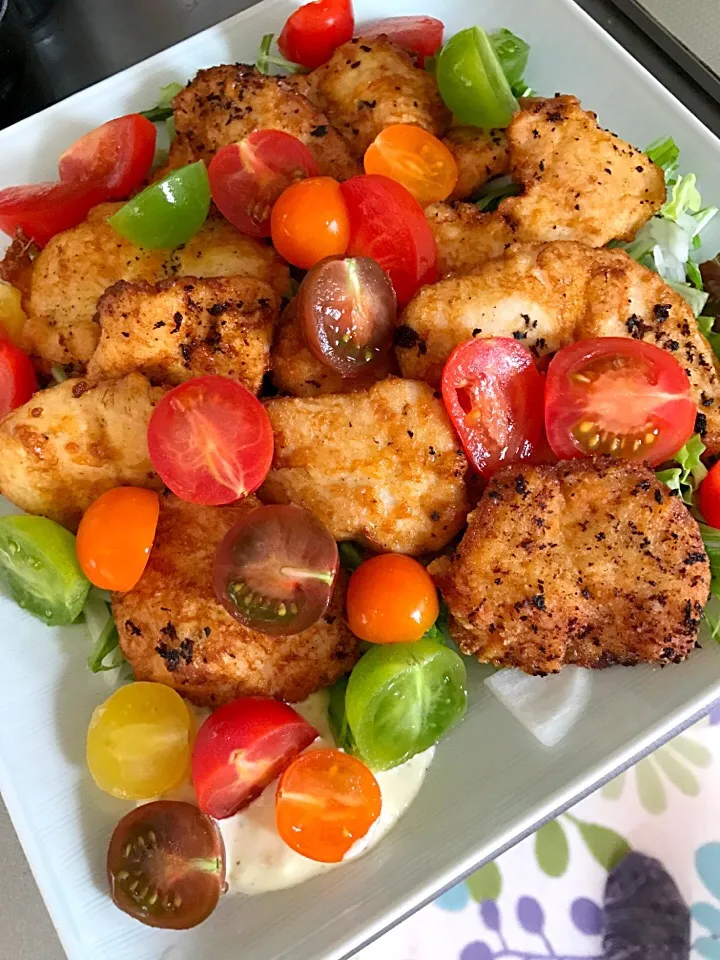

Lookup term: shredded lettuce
[140,82,184,123]
[338,542,365,573]
[646,135,680,183]
[698,315,720,359]
[83,587,125,673]
[667,279,709,316]
[655,434,707,505]
[475,175,522,210]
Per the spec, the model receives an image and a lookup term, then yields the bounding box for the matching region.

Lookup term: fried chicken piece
[260,377,470,555]
[442,128,509,201]
[301,36,450,157]
[396,241,720,452]
[431,458,710,674]
[271,299,393,397]
[115,495,358,707]
[0,233,36,306]
[87,276,277,393]
[25,205,289,369]
[169,65,359,180]
[425,201,518,276]
[0,374,164,529]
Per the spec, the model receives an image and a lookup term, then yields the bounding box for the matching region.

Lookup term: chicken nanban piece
[169,64,359,180]
[299,36,451,157]
[115,495,358,707]
[271,299,393,397]
[425,201,520,276]
[431,458,710,674]
[87,275,278,393]
[0,373,164,529]
[442,127,509,201]
[25,205,290,369]
[396,241,720,452]
[260,377,470,555]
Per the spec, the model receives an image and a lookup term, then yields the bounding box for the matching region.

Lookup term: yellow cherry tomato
[0,280,27,344]
[87,682,191,799]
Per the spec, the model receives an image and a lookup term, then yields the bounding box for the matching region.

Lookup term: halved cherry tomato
[0,340,37,417]
[107,801,225,929]
[0,281,27,344]
[271,176,350,270]
[442,338,544,478]
[0,180,106,247]
[364,124,458,207]
[340,174,437,306]
[147,375,274,505]
[213,504,339,636]
[298,255,396,377]
[363,17,444,60]
[545,338,695,467]
[192,697,318,819]
[58,114,157,200]
[346,554,439,644]
[700,462,720,528]
[76,487,159,592]
[276,748,382,863]
[278,0,354,70]
[208,131,320,238]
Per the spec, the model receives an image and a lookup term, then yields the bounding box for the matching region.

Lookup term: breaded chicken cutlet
[396,241,720,453]
[0,373,164,529]
[260,377,470,555]
[87,275,278,393]
[431,458,710,674]
[115,495,358,707]
[168,64,360,180]
[22,205,289,370]
[442,127,509,201]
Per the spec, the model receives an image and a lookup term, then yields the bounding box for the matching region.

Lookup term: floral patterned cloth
[357,705,720,959]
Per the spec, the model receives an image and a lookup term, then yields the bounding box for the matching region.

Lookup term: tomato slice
[213,504,339,636]
[276,749,382,863]
[298,255,396,377]
[544,338,696,467]
[278,0,354,69]
[362,16,444,59]
[0,340,37,417]
[340,174,438,306]
[441,338,544,478]
[107,801,225,929]
[700,462,720,528]
[147,375,274,505]
[346,554,439,644]
[208,131,320,238]
[0,180,106,247]
[58,114,157,200]
[364,124,458,207]
[191,697,318,819]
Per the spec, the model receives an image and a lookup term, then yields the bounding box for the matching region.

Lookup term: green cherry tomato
[436,27,518,129]
[488,28,530,88]
[0,514,90,624]
[108,161,211,249]
[345,638,468,771]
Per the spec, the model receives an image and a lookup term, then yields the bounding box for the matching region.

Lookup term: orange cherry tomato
[700,462,720,529]
[363,125,459,207]
[276,749,381,863]
[77,487,160,592]
[346,553,439,644]
[270,176,349,270]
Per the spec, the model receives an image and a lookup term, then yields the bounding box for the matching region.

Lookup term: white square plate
[2,1,720,958]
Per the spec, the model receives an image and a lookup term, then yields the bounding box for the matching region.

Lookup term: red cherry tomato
[0,180,106,247]
[147,375,274,505]
[213,504,339,636]
[442,338,545,479]
[276,749,382,863]
[208,131,320,238]
[700,462,720,528]
[107,801,225,930]
[544,338,695,467]
[278,0,354,70]
[58,114,157,200]
[340,174,437,306]
[0,340,37,417]
[363,16,444,59]
[191,697,318,819]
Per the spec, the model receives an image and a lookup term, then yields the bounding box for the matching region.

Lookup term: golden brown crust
[425,201,518,276]
[87,275,278,393]
[0,373,165,529]
[442,128,509,201]
[260,376,470,555]
[170,64,360,180]
[432,458,710,674]
[115,495,358,706]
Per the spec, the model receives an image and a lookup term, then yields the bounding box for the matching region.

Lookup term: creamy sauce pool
[155,692,434,895]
